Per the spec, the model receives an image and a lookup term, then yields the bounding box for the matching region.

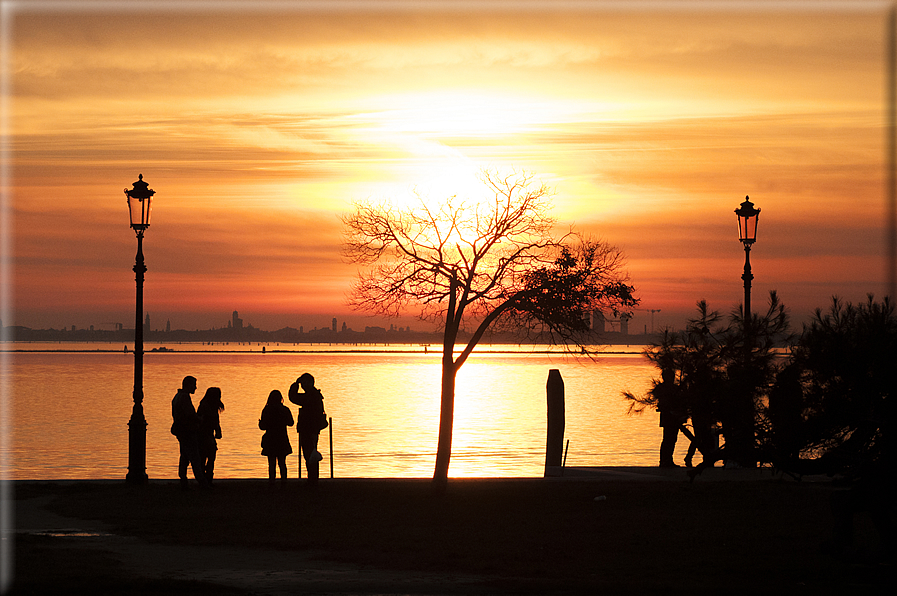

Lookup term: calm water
[4,342,696,480]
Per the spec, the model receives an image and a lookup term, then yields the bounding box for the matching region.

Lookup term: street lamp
[735,196,760,319]
[125,174,154,484]
[732,195,761,467]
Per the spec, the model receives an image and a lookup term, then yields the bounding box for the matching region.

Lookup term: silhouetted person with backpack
[289,372,327,485]
[259,389,294,487]
[197,386,225,485]
[171,375,206,489]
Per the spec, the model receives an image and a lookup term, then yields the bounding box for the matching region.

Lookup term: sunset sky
[3,1,894,335]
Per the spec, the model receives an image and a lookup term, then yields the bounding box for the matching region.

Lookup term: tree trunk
[433,358,456,491]
[433,270,459,492]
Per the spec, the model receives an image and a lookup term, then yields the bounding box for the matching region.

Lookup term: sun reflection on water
[10,346,691,480]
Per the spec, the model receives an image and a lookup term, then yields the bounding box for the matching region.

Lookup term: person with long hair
[259,389,294,486]
[197,386,225,484]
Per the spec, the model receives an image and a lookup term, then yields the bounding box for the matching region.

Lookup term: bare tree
[342,170,639,487]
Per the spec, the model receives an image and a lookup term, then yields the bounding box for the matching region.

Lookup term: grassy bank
[11,476,894,594]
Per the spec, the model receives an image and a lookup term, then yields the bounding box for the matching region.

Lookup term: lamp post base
[126,403,148,484]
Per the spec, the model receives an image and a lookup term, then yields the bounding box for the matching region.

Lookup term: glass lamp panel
[744,214,758,241]
[129,196,151,229]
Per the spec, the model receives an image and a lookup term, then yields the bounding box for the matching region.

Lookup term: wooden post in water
[329,417,334,479]
[545,369,565,477]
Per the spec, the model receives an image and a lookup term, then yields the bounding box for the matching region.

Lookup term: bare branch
[341,168,639,483]
[343,170,637,353]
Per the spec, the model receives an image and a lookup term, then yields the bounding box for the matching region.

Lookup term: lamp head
[735,195,760,244]
[125,174,154,233]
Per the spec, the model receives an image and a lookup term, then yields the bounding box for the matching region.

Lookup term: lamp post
[735,196,760,320]
[733,195,760,467]
[125,174,154,484]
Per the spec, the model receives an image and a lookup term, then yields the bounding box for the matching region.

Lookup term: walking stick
[296,428,302,479]
[562,439,570,476]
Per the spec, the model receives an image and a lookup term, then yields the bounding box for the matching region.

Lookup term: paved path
[8,468,813,594]
[11,492,501,595]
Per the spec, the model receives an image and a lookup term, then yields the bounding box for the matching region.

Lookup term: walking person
[171,375,206,489]
[259,389,294,487]
[288,373,328,486]
[654,367,686,468]
[197,386,225,484]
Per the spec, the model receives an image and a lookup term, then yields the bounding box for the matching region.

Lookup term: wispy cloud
[6,4,890,329]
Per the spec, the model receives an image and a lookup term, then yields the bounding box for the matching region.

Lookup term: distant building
[166,319,171,333]
[232,311,243,330]
[332,317,337,332]
[592,310,606,333]
[341,321,347,333]
[144,313,150,333]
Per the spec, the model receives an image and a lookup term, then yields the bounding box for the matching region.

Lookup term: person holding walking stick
[288,372,328,486]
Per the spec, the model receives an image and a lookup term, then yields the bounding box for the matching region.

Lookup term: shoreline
[2,348,648,355]
[7,465,796,483]
[6,466,791,485]
[1,340,654,355]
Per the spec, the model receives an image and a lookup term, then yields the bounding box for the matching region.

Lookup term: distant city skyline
[3,307,645,338]
[4,2,893,336]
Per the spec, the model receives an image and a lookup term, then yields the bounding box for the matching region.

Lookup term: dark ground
[5,469,895,595]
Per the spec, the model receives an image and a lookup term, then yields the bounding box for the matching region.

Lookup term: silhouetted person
[259,389,294,487]
[683,368,720,468]
[171,375,206,489]
[767,362,804,464]
[197,386,225,485]
[289,372,327,485]
[684,417,718,469]
[654,368,685,467]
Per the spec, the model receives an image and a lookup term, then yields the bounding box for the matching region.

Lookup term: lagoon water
[5,342,696,480]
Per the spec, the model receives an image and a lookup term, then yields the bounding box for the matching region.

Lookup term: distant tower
[144,313,151,333]
[232,310,243,330]
[341,321,347,333]
[591,310,606,333]
[620,313,631,335]
[332,317,337,332]
[166,319,171,333]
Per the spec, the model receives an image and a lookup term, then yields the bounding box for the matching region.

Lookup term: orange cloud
[5,4,891,331]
